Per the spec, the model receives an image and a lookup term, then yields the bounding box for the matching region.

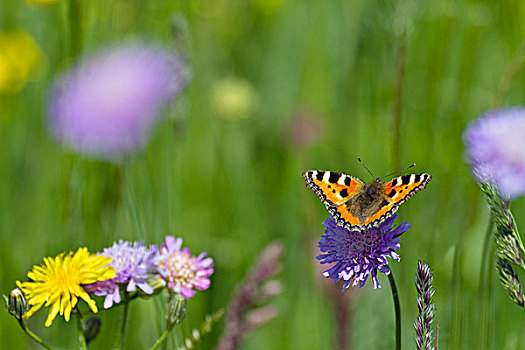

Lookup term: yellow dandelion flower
[16,247,115,327]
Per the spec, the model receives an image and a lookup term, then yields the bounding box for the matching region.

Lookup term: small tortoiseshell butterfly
[303,166,431,231]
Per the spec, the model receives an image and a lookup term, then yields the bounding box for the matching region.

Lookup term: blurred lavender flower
[464,108,525,199]
[84,240,158,308]
[49,43,189,160]
[317,214,410,289]
[156,236,214,299]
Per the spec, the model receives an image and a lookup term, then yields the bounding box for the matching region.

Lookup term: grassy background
[2,0,525,349]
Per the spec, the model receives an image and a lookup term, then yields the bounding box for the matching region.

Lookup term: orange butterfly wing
[383,173,432,205]
[361,173,431,227]
[302,170,364,228]
[362,202,397,227]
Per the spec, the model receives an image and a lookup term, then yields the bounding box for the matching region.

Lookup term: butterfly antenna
[357,157,375,179]
[382,163,416,180]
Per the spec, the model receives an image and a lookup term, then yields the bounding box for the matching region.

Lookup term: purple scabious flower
[49,42,189,161]
[317,214,410,290]
[464,108,525,199]
[84,240,158,308]
[156,236,214,299]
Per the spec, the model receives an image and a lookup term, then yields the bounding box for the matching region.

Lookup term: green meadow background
[2,0,525,349]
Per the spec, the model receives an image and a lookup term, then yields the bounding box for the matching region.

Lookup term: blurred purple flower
[464,108,525,199]
[317,214,410,290]
[84,240,158,308]
[49,43,189,160]
[156,236,213,299]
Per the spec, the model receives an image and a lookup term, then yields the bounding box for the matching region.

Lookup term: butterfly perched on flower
[303,165,431,231]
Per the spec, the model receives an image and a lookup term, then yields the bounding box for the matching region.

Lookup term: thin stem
[76,310,87,350]
[148,330,171,350]
[114,291,131,350]
[16,319,53,350]
[388,271,401,350]
[162,297,170,350]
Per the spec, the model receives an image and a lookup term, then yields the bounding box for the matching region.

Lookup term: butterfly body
[303,170,431,231]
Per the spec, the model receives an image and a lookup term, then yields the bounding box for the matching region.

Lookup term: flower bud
[4,288,28,319]
[83,316,101,345]
[139,275,166,298]
[166,293,186,327]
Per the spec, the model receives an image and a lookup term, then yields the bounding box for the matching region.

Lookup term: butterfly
[303,169,431,231]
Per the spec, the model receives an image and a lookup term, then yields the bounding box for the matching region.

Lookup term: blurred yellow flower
[210,76,259,121]
[0,30,42,94]
[16,247,115,327]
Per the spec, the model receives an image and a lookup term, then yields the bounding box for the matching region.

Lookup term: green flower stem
[162,302,170,350]
[388,271,401,350]
[115,292,131,350]
[148,329,172,350]
[17,319,53,350]
[76,309,87,350]
[149,320,180,350]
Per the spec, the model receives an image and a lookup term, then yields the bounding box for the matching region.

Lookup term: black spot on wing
[401,175,411,185]
[388,189,396,197]
[413,174,421,183]
[328,172,341,184]
[344,177,351,186]
[340,189,348,198]
[316,171,325,181]
[391,177,399,186]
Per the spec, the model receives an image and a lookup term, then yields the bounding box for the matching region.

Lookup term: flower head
[84,240,158,308]
[464,108,525,199]
[4,288,28,320]
[0,30,42,94]
[156,236,213,298]
[49,42,189,161]
[16,247,115,327]
[317,214,410,289]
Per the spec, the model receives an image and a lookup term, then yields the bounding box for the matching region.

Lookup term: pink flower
[156,236,213,298]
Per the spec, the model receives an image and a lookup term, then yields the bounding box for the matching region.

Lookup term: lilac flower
[464,108,525,199]
[49,42,189,161]
[84,240,158,308]
[317,214,410,289]
[156,236,213,299]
